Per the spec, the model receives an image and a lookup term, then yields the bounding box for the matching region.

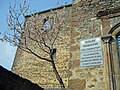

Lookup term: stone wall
[68,0,120,90]
[12,4,72,89]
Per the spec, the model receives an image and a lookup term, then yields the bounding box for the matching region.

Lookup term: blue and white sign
[80,37,103,66]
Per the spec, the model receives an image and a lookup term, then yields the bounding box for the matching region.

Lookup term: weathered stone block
[68,78,86,90]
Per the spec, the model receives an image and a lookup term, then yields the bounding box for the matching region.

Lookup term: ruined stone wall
[68,0,120,90]
[12,5,72,89]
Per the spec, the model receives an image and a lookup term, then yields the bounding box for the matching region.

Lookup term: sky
[0,0,72,70]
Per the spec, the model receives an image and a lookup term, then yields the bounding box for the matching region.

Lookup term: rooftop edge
[25,4,72,18]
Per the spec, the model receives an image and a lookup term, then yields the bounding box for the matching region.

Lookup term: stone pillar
[102,34,114,90]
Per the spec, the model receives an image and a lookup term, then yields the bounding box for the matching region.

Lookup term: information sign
[80,37,103,66]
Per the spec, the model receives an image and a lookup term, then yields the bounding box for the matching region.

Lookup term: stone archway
[108,22,120,61]
[107,22,120,90]
[108,22,120,36]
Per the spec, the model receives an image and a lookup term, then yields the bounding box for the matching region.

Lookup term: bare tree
[4,0,66,89]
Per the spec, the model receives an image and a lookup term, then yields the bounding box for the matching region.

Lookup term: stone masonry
[12,4,72,89]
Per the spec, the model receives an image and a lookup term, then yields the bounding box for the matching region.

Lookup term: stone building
[12,0,120,90]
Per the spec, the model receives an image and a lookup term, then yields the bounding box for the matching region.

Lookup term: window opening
[50,48,56,61]
[50,48,56,55]
[116,35,120,60]
[43,17,52,31]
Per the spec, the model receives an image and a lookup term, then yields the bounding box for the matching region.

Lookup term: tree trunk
[51,61,65,89]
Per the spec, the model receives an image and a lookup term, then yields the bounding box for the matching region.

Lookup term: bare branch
[5,0,66,88]
[26,47,53,62]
